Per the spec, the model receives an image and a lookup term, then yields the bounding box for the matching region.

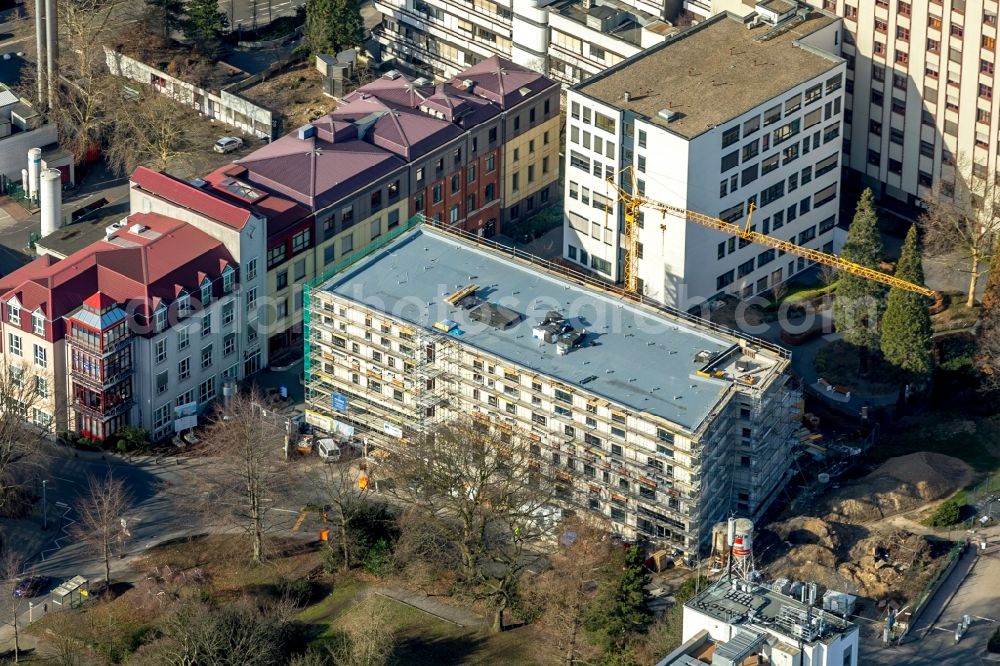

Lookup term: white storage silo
[39,168,62,237]
[27,147,42,201]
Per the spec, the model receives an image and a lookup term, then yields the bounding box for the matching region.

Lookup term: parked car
[316,438,341,463]
[13,575,50,598]
[213,136,244,154]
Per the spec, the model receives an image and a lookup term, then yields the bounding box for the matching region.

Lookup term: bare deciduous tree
[314,460,370,572]
[73,473,133,590]
[0,549,26,663]
[0,362,49,516]
[326,596,396,666]
[190,389,286,564]
[104,90,195,174]
[386,418,556,632]
[524,519,612,665]
[920,160,1000,308]
[19,0,138,163]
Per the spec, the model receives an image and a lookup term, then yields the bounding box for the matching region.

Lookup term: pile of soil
[764,520,939,599]
[838,529,934,600]
[825,453,973,523]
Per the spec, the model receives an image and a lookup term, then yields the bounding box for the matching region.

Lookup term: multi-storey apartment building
[303,223,800,555]
[373,0,677,85]
[708,0,998,210]
[0,210,259,441]
[563,8,847,307]
[198,57,560,355]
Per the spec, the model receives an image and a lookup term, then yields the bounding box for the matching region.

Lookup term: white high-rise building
[562,8,847,308]
[707,0,1000,210]
[372,0,679,85]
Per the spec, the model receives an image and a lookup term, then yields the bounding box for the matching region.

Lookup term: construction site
[302,219,803,558]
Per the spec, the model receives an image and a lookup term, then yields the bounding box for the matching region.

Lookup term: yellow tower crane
[607,167,936,299]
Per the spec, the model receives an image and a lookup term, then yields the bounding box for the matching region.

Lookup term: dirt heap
[825,453,973,523]
[837,529,934,600]
[763,518,939,600]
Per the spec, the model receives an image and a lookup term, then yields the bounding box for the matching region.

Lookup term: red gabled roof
[83,292,117,310]
[0,212,237,339]
[130,166,254,231]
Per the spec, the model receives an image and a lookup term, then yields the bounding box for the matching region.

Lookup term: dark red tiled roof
[130,166,254,230]
[451,55,558,109]
[0,212,236,339]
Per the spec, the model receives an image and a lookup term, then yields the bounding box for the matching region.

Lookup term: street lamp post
[42,479,47,530]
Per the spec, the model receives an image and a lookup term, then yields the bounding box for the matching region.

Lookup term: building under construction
[303,220,801,555]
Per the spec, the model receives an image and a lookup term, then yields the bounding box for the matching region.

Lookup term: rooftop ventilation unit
[384,69,402,80]
[189,177,208,188]
[414,77,431,86]
[469,302,521,330]
[297,124,317,140]
[104,219,128,239]
[462,78,475,91]
[129,223,148,234]
[657,108,679,123]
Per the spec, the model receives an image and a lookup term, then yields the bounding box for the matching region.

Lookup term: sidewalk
[370,586,487,628]
[906,544,979,640]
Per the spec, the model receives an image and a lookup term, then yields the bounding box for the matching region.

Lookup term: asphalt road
[225,0,305,32]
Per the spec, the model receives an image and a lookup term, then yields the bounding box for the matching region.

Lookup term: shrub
[925,498,961,527]
[279,578,315,607]
[362,539,393,577]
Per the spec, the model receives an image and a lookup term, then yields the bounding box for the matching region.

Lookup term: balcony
[70,365,134,390]
[66,332,132,357]
[71,396,134,420]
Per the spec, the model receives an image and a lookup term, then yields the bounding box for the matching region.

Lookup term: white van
[316,438,341,462]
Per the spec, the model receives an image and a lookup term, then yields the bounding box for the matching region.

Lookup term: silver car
[213,136,244,154]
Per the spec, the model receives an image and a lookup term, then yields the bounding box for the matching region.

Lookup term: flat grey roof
[576,10,840,139]
[322,227,784,432]
[36,201,130,259]
[688,581,854,642]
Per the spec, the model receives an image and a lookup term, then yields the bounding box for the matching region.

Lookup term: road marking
[974,616,997,623]
[292,511,307,531]
[271,508,299,514]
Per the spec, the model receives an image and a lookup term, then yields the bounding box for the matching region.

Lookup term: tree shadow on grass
[392,632,488,666]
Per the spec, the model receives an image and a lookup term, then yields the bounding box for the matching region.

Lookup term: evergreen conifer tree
[834,188,888,369]
[881,225,933,377]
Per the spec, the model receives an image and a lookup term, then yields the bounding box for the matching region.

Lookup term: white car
[213,136,244,154]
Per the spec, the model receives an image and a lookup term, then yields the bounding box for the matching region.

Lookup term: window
[156,371,169,394]
[276,271,288,290]
[155,338,167,363]
[980,83,994,100]
[292,228,311,253]
[201,344,213,369]
[638,129,647,148]
[761,154,780,175]
[199,376,216,403]
[741,164,759,186]
[222,301,234,327]
[761,182,785,206]
[33,344,46,368]
[804,83,822,105]
[721,151,739,172]
[155,305,168,333]
[814,183,837,207]
[722,125,740,148]
[815,153,838,177]
[178,357,190,381]
[738,258,755,277]
[742,140,759,162]
[7,303,19,326]
[32,311,44,335]
[222,266,235,294]
[177,326,189,351]
[717,270,735,289]
[772,119,800,145]
[34,377,48,399]
[951,24,964,38]
[595,111,615,133]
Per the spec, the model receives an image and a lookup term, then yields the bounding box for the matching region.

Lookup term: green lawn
[298,582,548,665]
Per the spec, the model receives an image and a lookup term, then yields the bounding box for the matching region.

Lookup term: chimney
[33,0,45,107]
[45,0,57,110]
